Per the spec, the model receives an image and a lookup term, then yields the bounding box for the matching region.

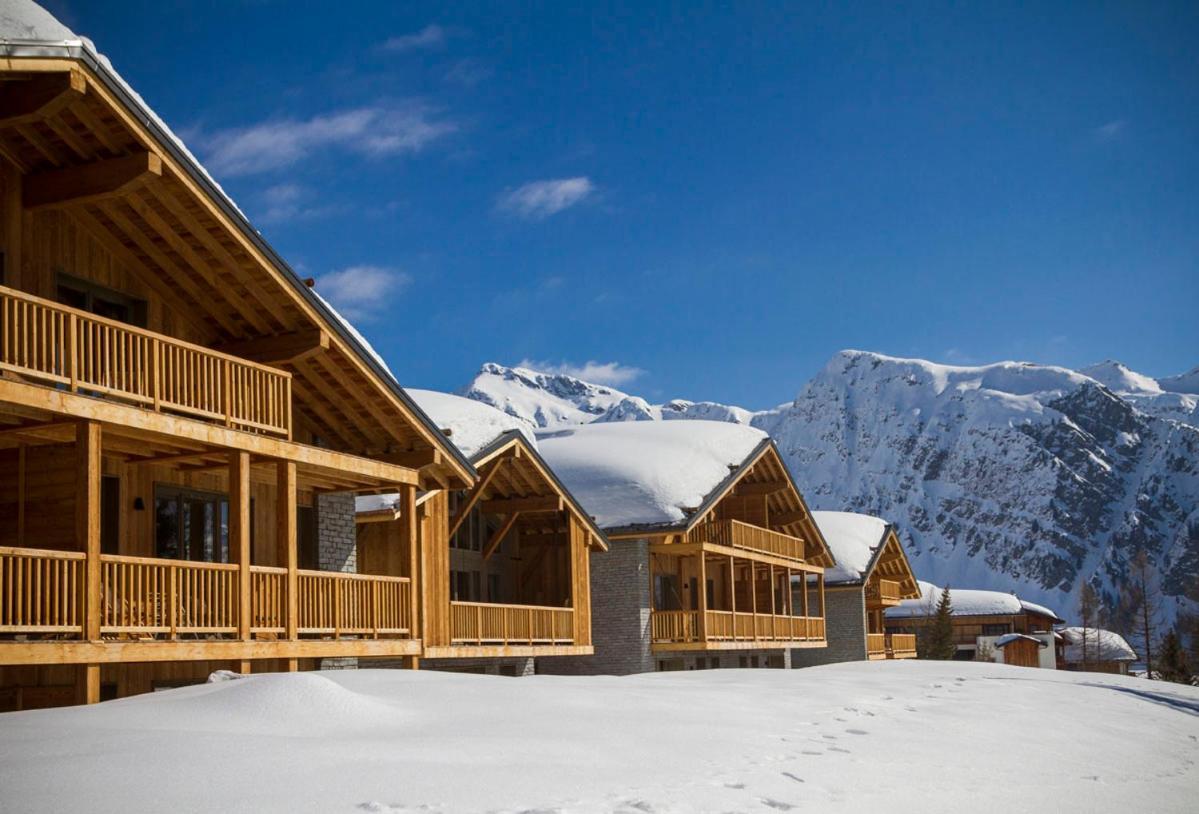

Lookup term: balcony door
[154,485,231,563]
[56,272,147,327]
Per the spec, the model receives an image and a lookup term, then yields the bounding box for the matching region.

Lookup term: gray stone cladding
[790,586,867,667]
[316,491,357,670]
[539,538,653,676]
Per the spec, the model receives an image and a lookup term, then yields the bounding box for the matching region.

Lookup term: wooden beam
[128,450,219,467]
[0,637,422,665]
[480,496,563,515]
[401,485,419,642]
[734,481,789,497]
[482,512,521,560]
[230,452,251,640]
[77,421,101,644]
[770,510,806,526]
[213,329,329,366]
[388,447,442,469]
[23,151,162,210]
[446,459,506,540]
[277,460,298,641]
[0,70,86,127]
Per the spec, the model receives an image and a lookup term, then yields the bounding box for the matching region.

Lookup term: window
[101,476,120,555]
[298,506,317,570]
[982,623,1012,636]
[654,574,682,611]
[56,272,147,327]
[451,569,481,601]
[487,573,502,603]
[154,485,249,563]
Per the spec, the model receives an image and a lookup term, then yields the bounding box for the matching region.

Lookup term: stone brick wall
[539,539,653,676]
[316,491,357,670]
[317,492,357,574]
[421,656,536,677]
[790,587,866,667]
[654,649,791,670]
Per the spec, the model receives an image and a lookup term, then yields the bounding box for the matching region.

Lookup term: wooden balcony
[867,632,887,659]
[0,285,292,437]
[449,601,575,646]
[651,609,825,650]
[0,547,411,643]
[686,519,806,562]
[887,633,917,659]
[865,578,902,608]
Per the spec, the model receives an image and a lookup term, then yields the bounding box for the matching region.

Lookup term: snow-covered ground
[1,662,1196,813]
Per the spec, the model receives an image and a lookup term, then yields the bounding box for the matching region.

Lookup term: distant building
[1058,627,1137,675]
[791,512,921,666]
[884,582,1063,668]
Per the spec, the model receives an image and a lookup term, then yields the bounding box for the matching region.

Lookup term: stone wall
[317,491,357,670]
[420,657,536,677]
[653,649,791,671]
[539,539,653,676]
[790,587,866,667]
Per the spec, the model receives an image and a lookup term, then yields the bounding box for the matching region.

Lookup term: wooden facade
[861,528,920,660]
[0,51,476,708]
[884,603,1062,660]
[358,433,606,662]
[626,442,835,655]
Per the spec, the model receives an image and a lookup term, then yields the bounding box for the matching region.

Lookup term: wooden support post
[76,663,100,706]
[401,655,420,670]
[802,572,810,639]
[286,658,298,672]
[697,553,708,643]
[728,555,736,635]
[230,451,251,640]
[749,560,758,642]
[77,421,101,643]
[277,461,298,641]
[768,563,776,640]
[401,485,419,640]
[236,660,252,675]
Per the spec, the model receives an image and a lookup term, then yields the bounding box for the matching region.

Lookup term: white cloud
[258,183,342,223]
[497,177,595,220]
[382,24,447,52]
[201,104,456,176]
[315,266,412,321]
[517,359,645,387]
[1093,120,1126,142]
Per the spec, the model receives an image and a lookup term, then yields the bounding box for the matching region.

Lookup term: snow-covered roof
[536,420,770,530]
[811,511,888,584]
[407,390,536,460]
[993,633,1046,648]
[885,581,1023,619]
[1059,627,1137,663]
[1019,599,1063,623]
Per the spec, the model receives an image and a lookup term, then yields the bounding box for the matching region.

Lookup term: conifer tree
[1078,583,1099,669]
[924,586,957,660]
[1157,629,1191,685]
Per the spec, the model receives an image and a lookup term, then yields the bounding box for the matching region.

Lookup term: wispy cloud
[1092,119,1126,143]
[257,183,342,224]
[200,104,456,176]
[315,265,412,321]
[517,359,645,387]
[382,24,447,53]
[497,177,595,220]
[443,59,492,87]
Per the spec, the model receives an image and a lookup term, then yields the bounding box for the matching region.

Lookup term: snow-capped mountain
[461,353,1199,626]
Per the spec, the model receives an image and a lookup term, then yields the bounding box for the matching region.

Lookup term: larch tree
[1123,550,1160,679]
[1156,629,1191,685]
[1078,582,1100,670]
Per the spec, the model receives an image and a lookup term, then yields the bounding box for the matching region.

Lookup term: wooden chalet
[792,512,920,667]
[536,421,835,674]
[0,5,477,709]
[884,583,1064,666]
[356,391,606,674]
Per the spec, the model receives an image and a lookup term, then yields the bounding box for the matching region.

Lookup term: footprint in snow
[801,750,823,756]
[821,734,838,740]
[781,772,805,784]
[724,782,747,790]
[828,746,851,754]
[759,799,797,811]
[845,729,868,736]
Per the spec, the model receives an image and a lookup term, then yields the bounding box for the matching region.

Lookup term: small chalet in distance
[884,582,1064,668]
[536,421,836,674]
[790,511,920,666]
[1058,627,1137,675]
[356,391,607,676]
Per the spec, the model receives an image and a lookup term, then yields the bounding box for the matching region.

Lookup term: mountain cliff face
[462,352,1199,625]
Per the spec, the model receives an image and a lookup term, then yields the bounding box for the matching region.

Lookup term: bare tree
[1126,550,1160,678]
[1078,582,1100,669]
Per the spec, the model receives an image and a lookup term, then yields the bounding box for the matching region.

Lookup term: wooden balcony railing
[865,579,902,605]
[887,633,917,658]
[866,632,887,657]
[0,547,411,641]
[686,519,805,562]
[0,285,292,436]
[0,547,84,633]
[450,601,574,646]
[651,609,825,645]
[297,571,411,637]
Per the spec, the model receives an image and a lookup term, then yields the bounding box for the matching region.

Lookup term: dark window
[982,623,1012,636]
[654,574,682,611]
[154,485,239,563]
[55,272,147,327]
[298,506,317,570]
[451,569,480,601]
[101,476,120,555]
[488,573,502,603]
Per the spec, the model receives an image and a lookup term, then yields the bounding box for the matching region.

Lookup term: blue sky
[49,1,1198,408]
